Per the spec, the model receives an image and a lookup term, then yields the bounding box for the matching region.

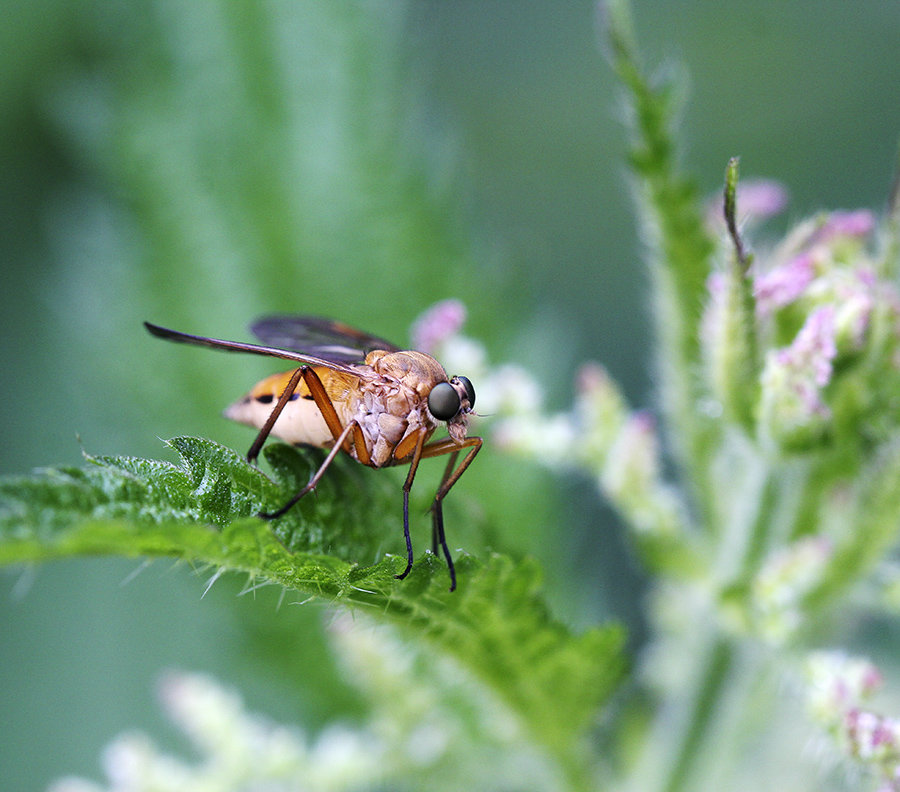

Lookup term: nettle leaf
[0,436,626,772]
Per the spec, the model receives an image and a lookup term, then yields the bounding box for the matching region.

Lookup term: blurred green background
[2,1,898,788]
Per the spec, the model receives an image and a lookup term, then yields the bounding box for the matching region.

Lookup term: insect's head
[427,376,476,423]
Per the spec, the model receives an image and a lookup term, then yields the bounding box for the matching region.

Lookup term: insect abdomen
[224,370,336,447]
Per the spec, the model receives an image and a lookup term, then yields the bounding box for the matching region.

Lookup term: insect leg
[420,436,483,592]
[302,366,371,464]
[432,451,459,554]
[246,367,306,464]
[395,429,428,582]
[258,367,367,518]
[258,419,357,519]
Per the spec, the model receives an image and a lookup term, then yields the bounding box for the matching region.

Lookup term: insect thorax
[353,354,444,467]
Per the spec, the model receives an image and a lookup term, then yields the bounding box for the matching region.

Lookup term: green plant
[4,2,900,791]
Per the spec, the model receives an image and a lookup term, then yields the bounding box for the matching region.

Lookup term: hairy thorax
[350,350,446,466]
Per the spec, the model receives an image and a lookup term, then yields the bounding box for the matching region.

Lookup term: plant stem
[662,637,733,792]
[622,624,737,792]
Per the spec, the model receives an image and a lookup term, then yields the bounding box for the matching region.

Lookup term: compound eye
[456,375,475,408]
[428,381,461,421]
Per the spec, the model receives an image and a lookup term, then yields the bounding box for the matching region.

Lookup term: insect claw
[258,504,295,520]
[257,499,296,520]
[258,478,320,520]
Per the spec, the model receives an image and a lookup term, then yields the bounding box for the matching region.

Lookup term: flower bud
[703,196,900,453]
[411,299,467,355]
[758,306,837,449]
[751,537,832,642]
[805,651,882,725]
[573,362,629,469]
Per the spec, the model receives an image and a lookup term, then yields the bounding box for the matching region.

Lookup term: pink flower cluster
[411,299,467,355]
[806,652,900,790]
[770,305,838,419]
[704,193,898,449]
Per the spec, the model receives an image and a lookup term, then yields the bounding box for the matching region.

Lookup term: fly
[144,315,481,591]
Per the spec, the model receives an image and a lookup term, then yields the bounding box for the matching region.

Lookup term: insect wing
[144,321,362,375]
[250,315,401,364]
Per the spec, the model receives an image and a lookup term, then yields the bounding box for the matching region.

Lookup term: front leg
[395,429,428,582]
[421,436,483,592]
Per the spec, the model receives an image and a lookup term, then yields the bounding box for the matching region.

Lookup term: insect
[144,315,481,591]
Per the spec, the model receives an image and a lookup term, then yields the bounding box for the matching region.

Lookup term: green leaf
[712,158,760,429]
[804,438,900,618]
[604,0,719,524]
[605,2,714,366]
[0,436,626,785]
